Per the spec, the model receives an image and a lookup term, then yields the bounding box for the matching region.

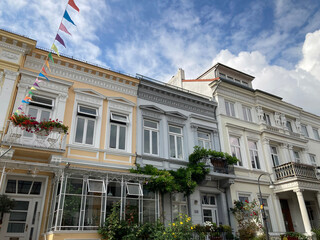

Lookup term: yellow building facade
[0,30,153,240]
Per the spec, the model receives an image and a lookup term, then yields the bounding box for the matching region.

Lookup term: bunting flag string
[13,0,80,116]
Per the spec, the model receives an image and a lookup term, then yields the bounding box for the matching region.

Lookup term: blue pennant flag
[39,72,49,81]
[22,100,30,104]
[64,10,76,26]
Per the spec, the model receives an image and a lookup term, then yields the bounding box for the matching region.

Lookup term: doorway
[280,199,294,232]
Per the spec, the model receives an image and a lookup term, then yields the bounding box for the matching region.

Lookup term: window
[242,81,249,86]
[87,179,106,193]
[243,106,253,122]
[5,180,42,195]
[75,105,97,145]
[293,151,300,163]
[126,183,143,196]
[219,73,226,77]
[197,131,211,149]
[301,125,309,137]
[229,136,242,166]
[309,154,316,166]
[201,194,218,224]
[263,113,271,126]
[30,95,54,109]
[109,113,128,150]
[169,125,183,159]
[143,120,158,155]
[248,141,260,169]
[227,76,234,80]
[239,194,250,203]
[235,79,241,83]
[261,198,273,232]
[172,193,187,220]
[270,146,280,166]
[225,100,236,117]
[286,121,293,132]
[313,128,320,140]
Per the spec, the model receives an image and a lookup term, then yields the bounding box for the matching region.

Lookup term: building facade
[168,63,320,237]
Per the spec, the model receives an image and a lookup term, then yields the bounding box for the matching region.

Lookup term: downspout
[0,146,12,190]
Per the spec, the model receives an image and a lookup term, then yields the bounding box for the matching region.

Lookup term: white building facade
[168,63,320,237]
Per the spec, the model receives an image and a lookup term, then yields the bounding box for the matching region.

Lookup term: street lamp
[258,173,275,240]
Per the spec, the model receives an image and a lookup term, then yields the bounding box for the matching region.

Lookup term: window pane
[107,182,121,197]
[143,200,156,223]
[79,106,97,116]
[198,132,209,139]
[109,125,117,148]
[85,196,101,227]
[144,120,157,129]
[198,140,204,148]
[30,182,42,195]
[66,178,83,194]
[85,119,95,145]
[248,141,256,149]
[177,136,183,159]
[230,103,235,116]
[9,212,27,221]
[7,223,25,233]
[152,131,158,155]
[18,181,32,194]
[205,141,211,150]
[28,108,38,119]
[112,113,127,122]
[62,195,81,226]
[6,180,16,193]
[301,125,308,137]
[247,108,252,122]
[12,201,29,211]
[225,102,230,116]
[40,110,50,121]
[313,129,320,140]
[119,126,126,150]
[170,135,176,158]
[243,107,248,121]
[229,137,239,146]
[75,118,85,143]
[169,126,181,134]
[144,129,150,154]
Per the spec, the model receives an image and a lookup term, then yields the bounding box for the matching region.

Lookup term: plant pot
[210,237,222,240]
[52,127,64,133]
[35,130,49,137]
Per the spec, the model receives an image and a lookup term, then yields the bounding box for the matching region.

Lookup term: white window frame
[301,124,309,137]
[225,100,236,117]
[87,179,106,193]
[197,131,212,150]
[242,106,253,122]
[313,128,320,140]
[287,121,293,132]
[30,94,55,109]
[248,141,260,169]
[169,125,184,159]
[270,146,280,166]
[229,136,242,166]
[74,105,98,145]
[264,113,271,126]
[293,151,300,163]
[109,119,127,150]
[126,183,143,196]
[172,193,188,220]
[143,119,159,155]
[260,197,273,232]
[309,154,317,166]
[238,193,251,203]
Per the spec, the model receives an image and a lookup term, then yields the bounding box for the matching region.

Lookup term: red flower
[245,200,249,203]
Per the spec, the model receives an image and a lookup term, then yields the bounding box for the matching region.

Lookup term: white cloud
[211,29,320,115]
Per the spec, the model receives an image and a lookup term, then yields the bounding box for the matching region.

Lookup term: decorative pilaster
[288,144,295,163]
[294,189,312,235]
[261,138,273,174]
[272,193,286,232]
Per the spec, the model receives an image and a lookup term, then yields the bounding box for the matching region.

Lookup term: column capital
[4,70,19,80]
[294,189,304,193]
[262,138,270,145]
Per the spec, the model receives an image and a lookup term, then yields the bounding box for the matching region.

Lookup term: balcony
[1,121,67,152]
[202,157,235,176]
[274,162,317,181]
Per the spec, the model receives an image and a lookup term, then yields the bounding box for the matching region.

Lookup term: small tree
[230,199,262,239]
[0,195,15,224]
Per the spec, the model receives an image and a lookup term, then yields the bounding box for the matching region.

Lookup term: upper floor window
[109,113,128,150]
[301,124,309,137]
[270,146,280,167]
[225,100,235,117]
[242,106,252,122]
[293,151,300,163]
[169,125,183,159]
[286,121,293,132]
[309,154,316,166]
[248,141,260,169]
[313,128,320,140]
[143,120,158,155]
[197,131,211,149]
[229,136,242,166]
[242,81,248,86]
[238,194,250,203]
[263,113,271,126]
[75,105,97,145]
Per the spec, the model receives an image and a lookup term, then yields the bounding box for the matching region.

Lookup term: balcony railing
[202,157,234,175]
[274,162,317,180]
[1,121,67,151]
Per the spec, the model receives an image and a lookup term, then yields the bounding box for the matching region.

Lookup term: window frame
[242,106,253,122]
[286,121,293,132]
[108,112,129,151]
[168,125,184,159]
[293,151,300,163]
[197,131,212,150]
[248,140,260,169]
[229,136,242,166]
[313,128,320,140]
[301,124,309,137]
[263,113,271,126]
[309,154,316,166]
[270,146,280,167]
[143,119,159,156]
[225,100,236,117]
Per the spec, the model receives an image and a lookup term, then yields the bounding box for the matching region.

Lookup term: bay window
[169,125,183,159]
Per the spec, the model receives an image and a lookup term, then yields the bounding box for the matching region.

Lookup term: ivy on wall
[131,146,238,196]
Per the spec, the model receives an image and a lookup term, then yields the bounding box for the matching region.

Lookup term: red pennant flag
[42,67,47,75]
[59,22,72,35]
[68,0,80,12]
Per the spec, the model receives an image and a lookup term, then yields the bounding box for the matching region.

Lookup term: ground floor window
[172,193,188,220]
[201,194,218,224]
[47,173,159,231]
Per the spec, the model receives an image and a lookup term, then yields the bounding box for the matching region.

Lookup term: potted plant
[281,232,308,240]
[11,114,38,132]
[0,195,15,225]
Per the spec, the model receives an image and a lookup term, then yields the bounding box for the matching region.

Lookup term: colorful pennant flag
[68,0,80,12]
[51,43,60,57]
[39,72,49,81]
[31,87,37,91]
[33,82,40,88]
[48,53,54,63]
[35,78,42,83]
[55,34,66,48]
[63,10,76,26]
[45,60,51,72]
[59,22,72,35]
[18,105,23,110]
[22,100,30,104]
[28,91,34,95]
[24,96,32,101]
[41,67,47,75]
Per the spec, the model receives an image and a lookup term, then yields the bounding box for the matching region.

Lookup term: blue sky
[1,0,320,115]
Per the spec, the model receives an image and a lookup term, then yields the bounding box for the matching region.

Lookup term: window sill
[106,148,134,156]
[67,143,100,151]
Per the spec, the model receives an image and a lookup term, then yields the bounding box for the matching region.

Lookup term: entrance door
[0,198,40,240]
[203,208,218,224]
[280,199,294,232]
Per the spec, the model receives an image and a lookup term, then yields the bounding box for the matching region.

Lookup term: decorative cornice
[0,41,30,54]
[23,56,138,96]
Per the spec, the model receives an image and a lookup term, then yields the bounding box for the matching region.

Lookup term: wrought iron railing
[1,120,67,151]
[274,162,317,180]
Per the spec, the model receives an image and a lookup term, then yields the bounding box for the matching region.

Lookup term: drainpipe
[0,146,12,190]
